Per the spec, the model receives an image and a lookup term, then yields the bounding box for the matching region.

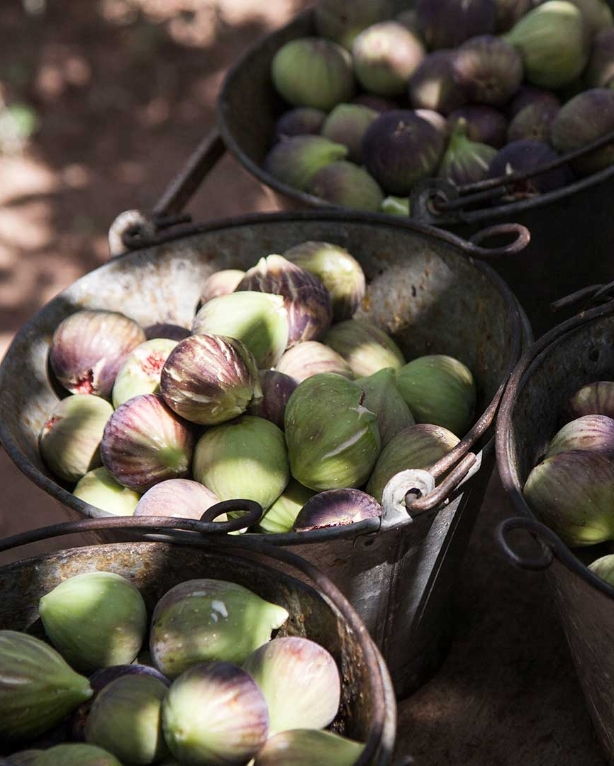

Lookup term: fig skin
[49,309,147,400]
[134,478,220,519]
[112,338,178,408]
[293,488,382,532]
[200,269,246,304]
[507,101,560,143]
[588,554,614,587]
[323,318,405,377]
[73,467,141,516]
[586,27,614,88]
[264,135,348,192]
[437,118,498,186]
[488,140,573,195]
[247,370,298,430]
[568,381,614,419]
[254,730,365,766]
[320,103,379,163]
[408,51,468,115]
[356,367,415,447]
[276,341,354,383]
[544,414,614,458]
[448,105,508,148]
[273,108,326,142]
[5,752,43,765]
[452,35,523,107]
[415,0,497,50]
[258,479,315,534]
[31,745,122,766]
[507,84,561,119]
[308,161,385,212]
[315,0,395,49]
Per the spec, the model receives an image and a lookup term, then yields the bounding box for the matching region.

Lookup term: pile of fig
[262,0,614,214]
[0,570,364,764]
[523,380,614,586]
[41,240,477,531]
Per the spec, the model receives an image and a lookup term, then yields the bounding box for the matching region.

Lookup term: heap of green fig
[261,0,614,213]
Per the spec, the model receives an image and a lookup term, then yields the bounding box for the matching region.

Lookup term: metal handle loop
[467,223,531,259]
[495,516,556,571]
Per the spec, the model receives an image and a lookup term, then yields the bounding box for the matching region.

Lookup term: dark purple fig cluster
[265,0,614,212]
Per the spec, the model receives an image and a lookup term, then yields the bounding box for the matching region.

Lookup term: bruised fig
[320,103,379,163]
[545,415,614,458]
[323,319,405,377]
[276,341,354,383]
[112,338,177,407]
[415,0,497,49]
[437,118,497,186]
[448,105,508,148]
[243,637,341,735]
[408,51,468,115]
[315,0,394,49]
[452,35,523,107]
[101,393,195,492]
[308,161,385,212]
[247,370,298,430]
[200,269,246,304]
[49,310,146,399]
[150,579,289,677]
[162,662,269,766]
[258,479,315,534]
[264,135,348,192]
[507,101,560,143]
[293,488,382,532]
[33,745,121,766]
[255,729,364,766]
[356,367,415,446]
[568,381,614,419]
[73,467,141,516]
[134,478,220,519]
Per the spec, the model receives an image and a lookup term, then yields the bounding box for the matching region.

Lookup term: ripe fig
[437,118,497,186]
[488,140,573,195]
[356,367,415,446]
[408,51,468,115]
[246,370,298,431]
[545,415,614,458]
[254,729,365,766]
[568,381,614,419]
[507,101,560,143]
[415,0,497,49]
[293,488,382,532]
[200,269,246,303]
[276,341,354,383]
[112,338,177,408]
[258,479,315,534]
[507,85,561,118]
[264,135,348,192]
[73,467,141,516]
[32,745,121,766]
[453,35,523,107]
[323,319,405,377]
[134,478,220,519]
[308,161,385,212]
[588,554,614,587]
[448,106,508,148]
[315,0,395,49]
[320,103,379,163]
[273,108,326,141]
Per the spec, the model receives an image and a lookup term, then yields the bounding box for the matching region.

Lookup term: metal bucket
[0,210,531,697]
[496,288,614,765]
[0,518,396,763]
[204,6,614,338]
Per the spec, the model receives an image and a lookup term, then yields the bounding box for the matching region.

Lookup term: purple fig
[315,0,395,49]
[276,341,354,383]
[112,338,177,408]
[134,478,220,519]
[264,135,348,192]
[352,93,399,112]
[507,101,560,143]
[273,108,326,142]
[415,0,497,49]
[507,84,561,118]
[545,415,614,458]
[448,105,508,148]
[49,310,146,399]
[488,140,573,195]
[254,730,364,766]
[143,323,191,342]
[453,35,523,107]
[415,108,449,138]
[568,381,614,419]
[73,467,141,516]
[293,488,382,532]
[101,393,195,492]
[200,269,246,303]
[246,370,298,430]
[586,28,614,88]
[437,118,498,186]
[408,51,468,115]
[308,160,385,212]
[320,103,379,163]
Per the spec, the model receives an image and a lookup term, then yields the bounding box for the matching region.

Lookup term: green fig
[308,161,385,212]
[568,381,614,419]
[112,338,178,408]
[588,554,614,586]
[264,135,348,192]
[73,466,141,516]
[30,745,121,766]
[320,103,379,163]
[323,319,405,377]
[276,341,354,383]
[6,752,43,766]
[258,479,316,534]
[545,415,614,458]
[356,367,415,447]
[254,729,365,766]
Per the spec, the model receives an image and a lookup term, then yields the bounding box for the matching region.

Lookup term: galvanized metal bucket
[0,210,531,697]
[496,287,614,765]
[0,518,396,763]
[204,5,614,337]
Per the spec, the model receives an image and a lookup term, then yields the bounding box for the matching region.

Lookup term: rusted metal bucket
[0,518,396,763]
[496,287,614,765]
[0,210,531,697]
[203,5,614,337]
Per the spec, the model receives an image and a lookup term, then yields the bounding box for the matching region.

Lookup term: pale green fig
[293,488,382,532]
[73,467,141,516]
[85,675,168,764]
[284,373,381,491]
[0,631,92,741]
[545,415,614,458]
[271,38,355,111]
[504,1,590,89]
[323,319,405,377]
[568,381,614,419]
[259,479,316,534]
[437,118,497,186]
[308,161,385,212]
[264,135,348,192]
[367,423,460,502]
[321,103,379,163]
[112,338,178,408]
[200,269,246,304]
[395,354,477,437]
[243,637,340,735]
[283,240,366,321]
[160,334,261,426]
[135,478,220,519]
[193,415,290,511]
[162,662,269,766]
[192,292,289,368]
[588,554,614,586]
[356,367,415,446]
[39,571,147,673]
[6,752,43,765]
[523,450,614,546]
[276,341,354,383]
[150,579,288,677]
[315,0,395,49]
[247,370,298,431]
[381,196,410,216]
[254,729,365,766]
[39,394,113,483]
[33,745,122,766]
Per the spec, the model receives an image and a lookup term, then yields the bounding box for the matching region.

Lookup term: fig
[488,140,573,195]
[588,554,614,586]
[144,324,191,342]
[49,309,147,399]
[246,370,298,430]
[193,415,290,511]
[236,254,333,346]
[352,93,399,112]
[258,479,315,534]
[551,89,614,177]
[0,631,92,741]
[85,675,168,764]
[101,393,195,492]
[283,240,366,321]
[356,367,415,446]
[271,38,355,111]
[284,373,381,491]
[308,161,385,212]
[367,423,460,502]
[39,394,113,483]
[453,35,523,107]
[39,571,147,674]
[437,118,498,186]
[323,319,405,377]
[293,488,382,532]
[273,108,326,141]
[73,466,141,516]
[162,662,269,766]
[191,292,289,368]
[111,338,177,408]
[381,195,410,215]
[6,753,43,766]
[32,745,121,766]
[320,103,379,163]
[586,28,614,88]
[544,415,614,458]
[523,450,614,546]
[493,0,543,31]
[568,381,614,419]
[315,0,395,50]
[507,84,561,118]
[362,109,446,195]
[254,729,365,766]
[415,0,497,49]
[200,269,246,303]
[448,106,508,148]
[275,341,354,383]
[351,21,426,97]
[160,334,260,426]
[504,1,590,89]
[507,101,560,143]
[567,0,614,34]
[415,108,450,139]
[243,637,341,735]
[408,51,468,115]
[395,354,476,437]
[134,478,220,519]
[264,135,348,191]
[150,579,288,677]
